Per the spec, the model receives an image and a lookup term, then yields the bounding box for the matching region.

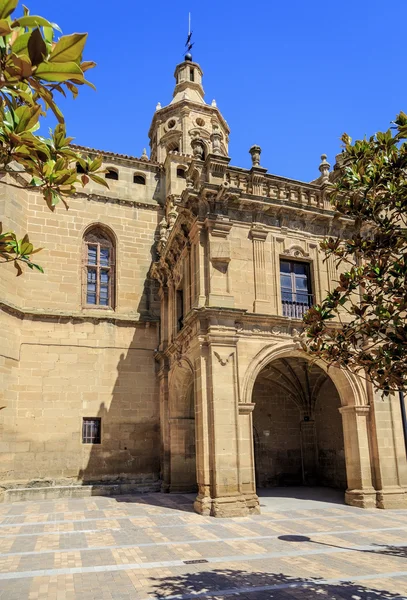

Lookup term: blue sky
[31,0,405,182]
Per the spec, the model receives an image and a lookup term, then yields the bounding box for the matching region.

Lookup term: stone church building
[1,54,406,516]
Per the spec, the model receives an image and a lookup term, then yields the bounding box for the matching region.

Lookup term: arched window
[177,167,186,179]
[133,174,146,185]
[105,168,118,181]
[83,226,115,308]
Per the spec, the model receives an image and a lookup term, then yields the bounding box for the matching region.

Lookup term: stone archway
[241,344,376,508]
[252,357,347,490]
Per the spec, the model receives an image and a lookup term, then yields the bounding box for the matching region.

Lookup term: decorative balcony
[282,294,314,319]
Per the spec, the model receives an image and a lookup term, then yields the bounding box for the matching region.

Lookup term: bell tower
[148,52,230,163]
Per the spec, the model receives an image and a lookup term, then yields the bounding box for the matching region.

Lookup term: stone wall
[0,157,163,494]
[253,377,302,487]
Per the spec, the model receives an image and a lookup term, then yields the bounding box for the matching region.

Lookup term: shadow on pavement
[149,568,405,599]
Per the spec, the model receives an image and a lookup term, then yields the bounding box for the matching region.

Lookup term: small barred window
[83,226,115,309]
[82,418,101,444]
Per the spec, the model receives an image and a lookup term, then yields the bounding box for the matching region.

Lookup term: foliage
[0,0,107,275]
[303,112,407,394]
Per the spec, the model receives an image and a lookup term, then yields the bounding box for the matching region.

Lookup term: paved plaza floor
[0,487,406,599]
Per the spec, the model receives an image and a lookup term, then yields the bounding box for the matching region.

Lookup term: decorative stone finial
[249,145,261,167]
[210,125,222,155]
[140,148,149,162]
[156,102,161,111]
[211,99,217,107]
[319,153,331,182]
[182,91,190,100]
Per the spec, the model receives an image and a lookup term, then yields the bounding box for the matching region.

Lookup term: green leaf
[0,0,18,19]
[49,33,87,63]
[10,31,30,54]
[0,18,11,35]
[88,173,109,188]
[34,61,83,83]
[27,28,46,66]
[20,241,33,255]
[11,15,60,30]
[51,190,60,206]
[14,104,41,132]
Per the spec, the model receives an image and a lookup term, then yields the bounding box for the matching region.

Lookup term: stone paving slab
[0,491,406,599]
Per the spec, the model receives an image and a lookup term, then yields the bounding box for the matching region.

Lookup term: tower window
[83,226,115,309]
[105,168,118,181]
[133,174,146,185]
[280,259,313,319]
[177,167,186,179]
[190,68,194,82]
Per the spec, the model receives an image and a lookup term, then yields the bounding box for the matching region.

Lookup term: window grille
[82,418,101,444]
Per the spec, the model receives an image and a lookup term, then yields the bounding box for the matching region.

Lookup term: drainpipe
[399,390,407,457]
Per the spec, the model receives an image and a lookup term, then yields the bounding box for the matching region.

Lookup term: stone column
[339,405,376,508]
[238,402,260,513]
[194,350,213,516]
[250,224,272,314]
[194,338,254,517]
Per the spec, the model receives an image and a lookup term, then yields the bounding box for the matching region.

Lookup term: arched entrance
[252,357,346,490]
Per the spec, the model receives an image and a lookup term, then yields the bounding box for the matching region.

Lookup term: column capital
[250,224,268,242]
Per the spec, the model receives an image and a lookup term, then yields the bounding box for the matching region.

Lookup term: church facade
[1,55,406,515]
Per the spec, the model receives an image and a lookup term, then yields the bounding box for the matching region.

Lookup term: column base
[194,493,260,517]
[345,488,376,509]
[376,487,407,509]
[160,482,170,493]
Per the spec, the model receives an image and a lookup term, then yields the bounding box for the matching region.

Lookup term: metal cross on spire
[185,12,194,57]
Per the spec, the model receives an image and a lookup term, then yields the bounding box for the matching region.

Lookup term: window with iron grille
[82,417,101,444]
[280,259,313,319]
[83,226,115,308]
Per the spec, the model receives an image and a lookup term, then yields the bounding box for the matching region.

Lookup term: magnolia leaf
[49,33,87,63]
[0,18,11,35]
[27,27,46,66]
[34,60,83,83]
[80,60,96,72]
[20,241,33,255]
[88,173,109,188]
[0,0,18,19]
[65,81,78,98]
[11,15,59,30]
[14,103,41,132]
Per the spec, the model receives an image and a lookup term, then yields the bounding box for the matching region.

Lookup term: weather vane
[184,12,194,59]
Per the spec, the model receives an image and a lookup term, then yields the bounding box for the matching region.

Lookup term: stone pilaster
[339,405,376,508]
[369,390,407,508]
[250,224,272,314]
